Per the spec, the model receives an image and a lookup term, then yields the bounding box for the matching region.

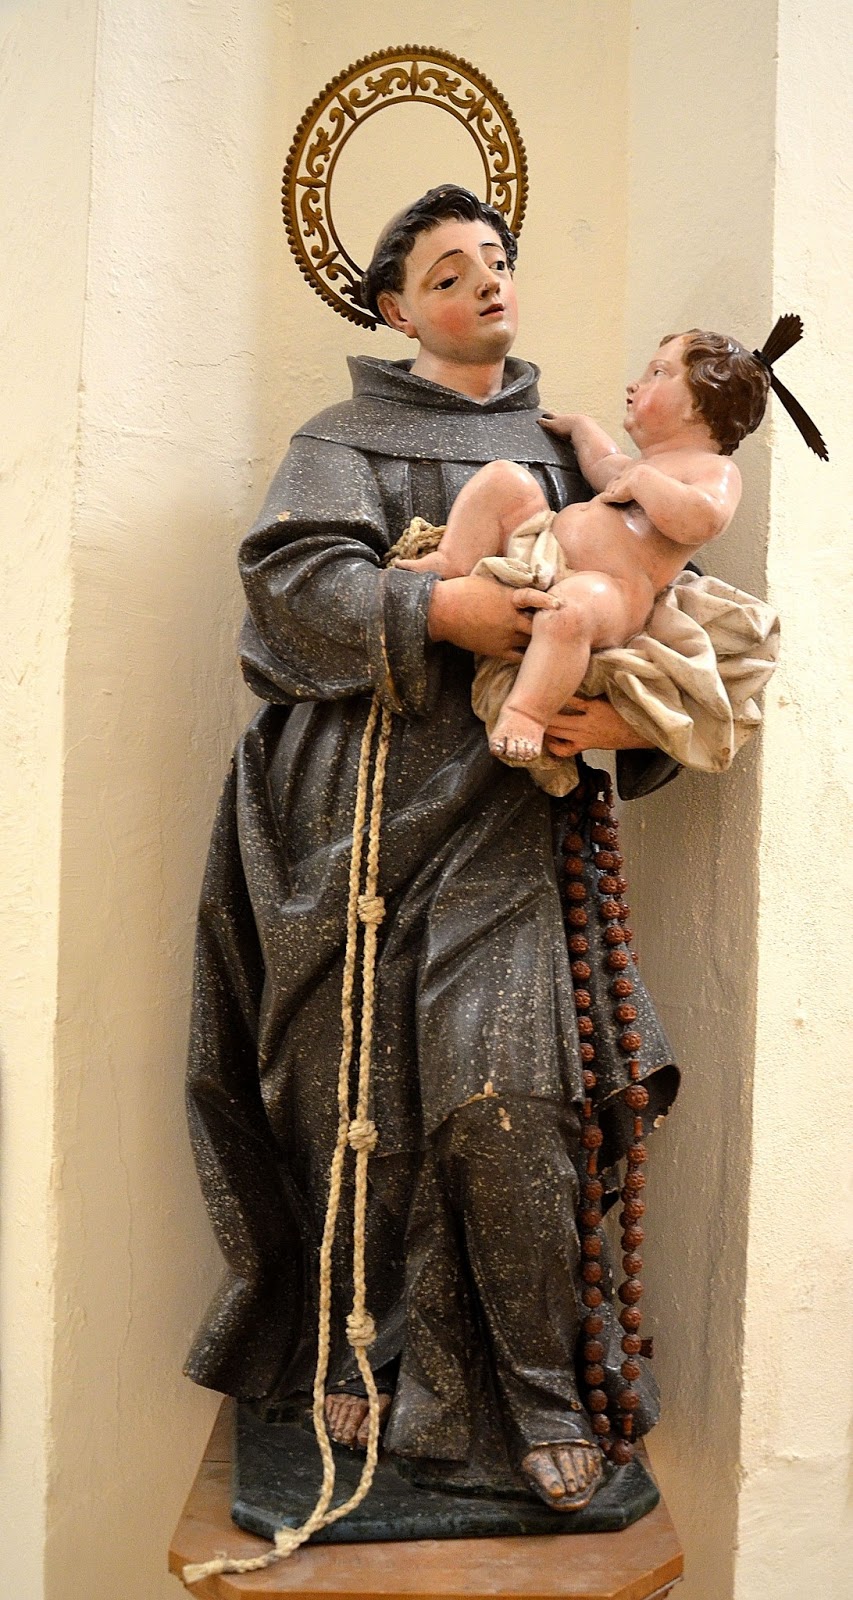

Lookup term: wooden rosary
[561,766,650,1466]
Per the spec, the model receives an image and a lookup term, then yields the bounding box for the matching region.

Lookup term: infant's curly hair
[661,330,770,455]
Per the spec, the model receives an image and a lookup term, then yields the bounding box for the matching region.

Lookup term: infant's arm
[540,413,634,494]
[603,453,742,545]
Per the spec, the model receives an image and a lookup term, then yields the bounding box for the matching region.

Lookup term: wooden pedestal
[170,1403,683,1600]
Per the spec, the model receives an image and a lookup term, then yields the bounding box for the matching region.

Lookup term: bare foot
[521,1442,604,1511]
[490,707,546,763]
[394,551,455,576]
[324,1392,392,1450]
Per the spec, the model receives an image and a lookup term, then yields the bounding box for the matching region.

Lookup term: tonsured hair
[360,184,517,326]
[661,329,770,455]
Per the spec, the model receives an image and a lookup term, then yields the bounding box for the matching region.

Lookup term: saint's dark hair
[661,329,770,455]
[360,185,518,326]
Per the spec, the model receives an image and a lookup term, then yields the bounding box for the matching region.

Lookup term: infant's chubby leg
[396,460,547,577]
[490,571,650,764]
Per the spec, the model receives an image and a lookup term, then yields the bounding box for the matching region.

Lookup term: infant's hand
[538,413,582,437]
[600,468,637,504]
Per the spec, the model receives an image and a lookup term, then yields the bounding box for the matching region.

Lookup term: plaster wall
[0,3,98,1595]
[733,3,853,1595]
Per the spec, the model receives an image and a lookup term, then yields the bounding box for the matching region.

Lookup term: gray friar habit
[185,356,680,1488]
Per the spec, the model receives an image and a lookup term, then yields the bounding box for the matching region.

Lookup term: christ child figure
[399,330,768,763]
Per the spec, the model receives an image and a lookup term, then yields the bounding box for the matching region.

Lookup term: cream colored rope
[184,522,440,1586]
[184,698,391,1584]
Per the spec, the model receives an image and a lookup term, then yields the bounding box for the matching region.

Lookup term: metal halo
[282,46,528,330]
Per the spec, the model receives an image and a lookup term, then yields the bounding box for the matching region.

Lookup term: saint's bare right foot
[324,1392,392,1450]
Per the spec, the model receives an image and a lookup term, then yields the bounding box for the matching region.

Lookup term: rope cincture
[183,697,392,1586]
[183,521,448,1585]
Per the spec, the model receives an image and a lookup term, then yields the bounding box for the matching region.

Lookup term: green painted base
[232,1402,659,1545]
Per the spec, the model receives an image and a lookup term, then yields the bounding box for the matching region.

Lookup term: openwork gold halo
[282,46,528,330]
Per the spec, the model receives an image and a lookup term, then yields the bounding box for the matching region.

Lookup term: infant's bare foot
[490,707,546,763]
[324,1391,392,1450]
[521,1442,604,1511]
[394,551,453,576]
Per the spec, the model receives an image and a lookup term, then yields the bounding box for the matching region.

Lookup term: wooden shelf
[170,1402,683,1600]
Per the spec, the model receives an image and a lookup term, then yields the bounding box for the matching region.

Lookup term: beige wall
[0,3,849,1597]
[0,3,98,1596]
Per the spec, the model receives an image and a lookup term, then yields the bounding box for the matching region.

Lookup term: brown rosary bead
[598,877,619,896]
[583,1178,604,1201]
[611,977,633,998]
[566,881,587,903]
[577,1016,594,1038]
[580,1042,595,1063]
[622,928,634,945]
[623,1170,646,1195]
[605,930,627,950]
[618,1388,641,1412]
[615,1003,638,1024]
[617,904,631,921]
[589,801,610,821]
[624,1084,649,1111]
[582,1262,603,1285]
[584,1339,605,1363]
[590,824,616,846]
[582,1286,604,1309]
[620,1307,642,1332]
[608,951,630,971]
[618,1278,643,1306]
[565,832,584,854]
[619,1030,643,1052]
[584,1364,605,1388]
[621,1333,642,1356]
[621,1359,641,1383]
[596,851,615,869]
[592,1414,612,1437]
[615,876,628,894]
[565,856,585,878]
[628,1142,648,1164]
[583,1313,604,1336]
[571,960,592,981]
[622,1253,643,1277]
[574,989,591,1010]
[568,934,589,954]
[582,1233,602,1257]
[583,1070,596,1092]
[611,1437,634,1465]
[620,1199,646,1223]
[568,908,589,928]
[580,1208,603,1231]
[586,1387,609,1413]
[622,1224,644,1250]
[600,897,621,918]
[581,1125,603,1150]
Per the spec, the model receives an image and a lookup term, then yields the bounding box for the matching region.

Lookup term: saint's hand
[544,696,652,755]
[428,576,559,663]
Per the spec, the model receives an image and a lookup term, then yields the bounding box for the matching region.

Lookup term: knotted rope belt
[184,526,440,1583]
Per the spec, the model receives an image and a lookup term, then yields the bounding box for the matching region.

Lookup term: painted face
[624,336,698,445]
[379,218,518,364]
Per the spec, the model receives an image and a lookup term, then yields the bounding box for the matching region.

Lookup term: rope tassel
[184,699,392,1585]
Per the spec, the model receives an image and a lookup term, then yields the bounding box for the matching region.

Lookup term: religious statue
[180,57,824,1572]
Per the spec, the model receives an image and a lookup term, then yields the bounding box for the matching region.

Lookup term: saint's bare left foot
[521,1441,604,1511]
[324,1391,392,1450]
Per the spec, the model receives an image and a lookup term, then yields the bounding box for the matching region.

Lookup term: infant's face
[624,336,696,447]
